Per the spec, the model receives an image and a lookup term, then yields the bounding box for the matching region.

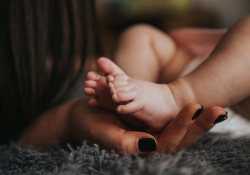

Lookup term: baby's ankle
[168,78,196,112]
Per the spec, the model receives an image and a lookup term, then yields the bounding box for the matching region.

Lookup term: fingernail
[113,93,117,99]
[109,75,114,81]
[108,82,114,88]
[192,106,204,120]
[214,111,228,124]
[138,138,157,152]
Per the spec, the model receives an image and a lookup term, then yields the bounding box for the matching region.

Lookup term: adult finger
[156,103,202,154]
[112,131,157,155]
[176,106,227,151]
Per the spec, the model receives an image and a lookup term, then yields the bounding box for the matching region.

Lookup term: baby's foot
[84,57,125,111]
[84,58,149,129]
[107,73,180,132]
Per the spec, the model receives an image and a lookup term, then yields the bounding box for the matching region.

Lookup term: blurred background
[94,0,250,58]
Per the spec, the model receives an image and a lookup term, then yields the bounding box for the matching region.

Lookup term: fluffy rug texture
[0,133,250,175]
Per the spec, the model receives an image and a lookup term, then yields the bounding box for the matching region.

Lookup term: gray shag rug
[0,133,250,175]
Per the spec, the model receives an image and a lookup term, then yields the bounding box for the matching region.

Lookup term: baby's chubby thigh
[114,24,178,82]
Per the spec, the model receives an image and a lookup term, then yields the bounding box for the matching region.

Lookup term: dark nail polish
[214,111,228,124]
[138,138,157,152]
[192,106,204,120]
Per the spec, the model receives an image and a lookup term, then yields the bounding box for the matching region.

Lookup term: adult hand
[20,98,227,155]
[69,99,227,155]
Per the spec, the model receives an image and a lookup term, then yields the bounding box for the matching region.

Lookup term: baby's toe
[88,98,98,106]
[97,57,125,75]
[117,102,141,114]
[109,79,128,87]
[108,80,127,93]
[112,91,137,103]
[116,83,134,92]
[107,74,128,83]
[84,87,96,96]
[108,78,131,96]
[114,74,128,80]
[85,80,97,88]
[109,83,134,95]
[110,87,117,95]
[87,71,101,81]
[107,75,115,82]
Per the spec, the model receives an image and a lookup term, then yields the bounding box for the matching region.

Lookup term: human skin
[84,25,226,131]
[113,24,226,84]
[174,14,250,109]
[20,14,246,153]
[85,14,250,131]
[84,57,227,132]
[113,15,250,112]
[85,58,182,132]
[19,98,226,155]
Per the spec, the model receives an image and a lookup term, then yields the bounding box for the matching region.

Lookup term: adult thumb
[111,131,157,155]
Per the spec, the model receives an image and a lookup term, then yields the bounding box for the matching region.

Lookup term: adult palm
[69,99,227,155]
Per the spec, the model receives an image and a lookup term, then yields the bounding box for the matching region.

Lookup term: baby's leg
[85,24,224,104]
[170,28,227,58]
[170,14,250,110]
[114,24,193,83]
[114,24,226,83]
